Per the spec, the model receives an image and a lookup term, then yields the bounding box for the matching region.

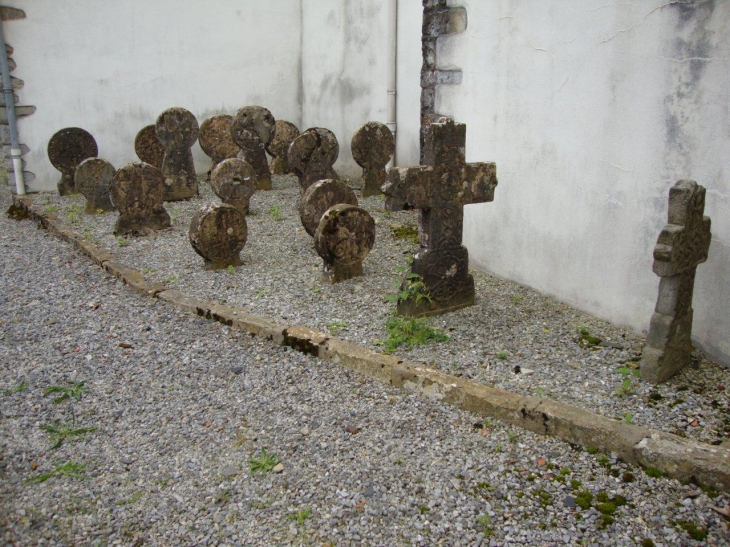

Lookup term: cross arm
[382,165,433,211]
[462,162,498,205]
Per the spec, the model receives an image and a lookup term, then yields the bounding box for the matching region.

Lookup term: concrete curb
[12,194,730,492]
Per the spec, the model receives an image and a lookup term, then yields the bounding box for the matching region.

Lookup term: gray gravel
[2,183,729,546]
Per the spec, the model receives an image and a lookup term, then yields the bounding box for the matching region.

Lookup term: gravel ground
[31,175,730,448]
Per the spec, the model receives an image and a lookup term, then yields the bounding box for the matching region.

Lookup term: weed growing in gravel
[673,520,708,541]
[577,325,602,347]
[327,321,348,334]
[512,295,521,304]
[380,315,449,353]
[476,514,493,537]
[115,492,142,506]
[140,267,156,275]
[169,209,180,223]
[624,412,634,424]
[43,381,88,404]
[164,275,177,285]
[44,205,59,214]
[617,365,641,378]
[226,265,235,274]
[26,460,87,484]
[215,489,232,505]
[269,205,283,221]
[390,224,419,245]
[3,380,27,395]
[116,236,129,247]
[644,466,664,478]
[288,507,312,526]
[614,378,635,397]
[254,289,268,297]
[508,429,518,444]
[535,386,545,397]
[249,448,279,475]
[40,420,96,449]
[67,204,82,224]
[496,351,509,360]
[386,273,432,306]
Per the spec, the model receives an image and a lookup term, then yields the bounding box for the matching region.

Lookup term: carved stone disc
[210,158,257,216]
[189,204,248,270]
[155,107,200,201]
[110,162,171,236]
[299,178,358,237]
[351,121,394,169]
[199,114,239,164]
[266,120,300,174]
[314,204,375,283]
[47,127,98,196]
[75,158,116,213]
[288,127,339,191]
[134,125,164,170]
[231,106,275,190]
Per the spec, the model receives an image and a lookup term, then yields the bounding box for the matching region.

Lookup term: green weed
[496,351,509,360]
[115,492,142,506]
[476,514,493,537]
[614,378,635,397]
[327,321,348,334]
[3,380,28,395]
[390,224,419,245]
[616,365,641,378]
[116,236,129,247]
[43,381,88,404]
[226,265,235,274]
[269,205,283,221]
[380,315,449,353]
[26,460,87,484]
[40,420,96,449]
[249,448,279,475]
[673,520,708,541]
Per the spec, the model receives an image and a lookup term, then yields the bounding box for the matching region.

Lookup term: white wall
[6,0,303,190]
[432,0,730,365]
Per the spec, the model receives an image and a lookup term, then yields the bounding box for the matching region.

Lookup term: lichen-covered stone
[351,121,394,198]
[288,127,339,192]
[155,107,199,201]
[383,118,497,317]
[189,204,247,270]
[110,162,171,236]
[299,178,358,237]
[134,124,164,170]
[75,158,116,213]
[199,114,239,177]
[47,127,98,196]
[641,180,712,384]
[314,204,375,284]
[210,158,257,216]
[266,120,300,175]
[231,106,275,190]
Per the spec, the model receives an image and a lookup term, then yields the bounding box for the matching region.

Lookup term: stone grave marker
[299,178,358,237]
[110,162,171,236]
[189,204,248,270]
[266,120,300,175]
[383,118,497,317]
[314,204,375,284]
[199,114,239,177]
[351,121,394,198]
[210,158,257,216]
[641,180,712,384]
[231,105,275,190]
[288,127,340,192]
[134,124,164,170]
[155,107,199,201]
[75,158,116,213]
[47,127,98,196]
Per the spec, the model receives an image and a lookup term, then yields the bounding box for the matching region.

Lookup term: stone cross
[383,118,497,317]
[110,162,171,236]
[288,127,340,192]
[189,204,248,270]
[299,178,358,237]
[75,158,116,213]
[266,120,300,175]
[155,107,199,201]
[134,124,164,170]
[47,127,98,196]
[210,158,257,216]
[641,180,712,384]
[315,204,375,284]
[199,114,239,178]
[231,105,275,190]
[351,121,394,198]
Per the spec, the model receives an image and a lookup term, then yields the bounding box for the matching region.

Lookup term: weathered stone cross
[383,118,497,317]
[641,180,711,384]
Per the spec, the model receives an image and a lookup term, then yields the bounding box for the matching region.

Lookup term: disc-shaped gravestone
[75,158,116,213]
[47,127,98,196]
[110,162,171,236]
[288,127,339,192]
[134,124,165,170]
[266,120,300,175]
[351,121,394,198]
[231,105,275,190]
[189,204,248,270]
[155,107,199,201]
[314,204,375,284]
[199,114,239,177]
[299,178,358,237]
[210,158,257,216]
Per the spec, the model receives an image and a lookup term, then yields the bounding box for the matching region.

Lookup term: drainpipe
[0,18,24,195]
[386,0,397,167]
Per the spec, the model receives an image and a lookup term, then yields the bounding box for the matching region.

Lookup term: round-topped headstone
[288,127,339,192]
[199,114,239,176]
[314,204,375,284]
[155,107,199,201]
[47,127,98,196]
[110,162,171,236]
[75,158,116,213]
[266,120,300,175]
[134,124,165,170]
[210,158,257,216]
[189,204,248,270]
[299,178,358,237]
[351,121,394,198]
[231,105,275,190]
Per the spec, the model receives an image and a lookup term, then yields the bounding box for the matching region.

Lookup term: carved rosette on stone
[314,204,375,284]
[75,158,116,213]
[110,162,171,236]
[641,180,712,384]
[231,106,275,190]
[266,120,300,175]
[299,178,358,237]
[351,121,394,198]
[210,158,257,216]
[189,204,248,270]
[288,127,340,192]
[155,107,199,201]
[134,124,165,170]
[383,118,497,317]
[199,114,239,178]
[47,127,98,196]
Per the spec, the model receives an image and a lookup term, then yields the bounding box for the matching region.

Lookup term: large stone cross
[383,118,497,317]
[641,180,711,384]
